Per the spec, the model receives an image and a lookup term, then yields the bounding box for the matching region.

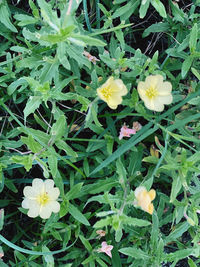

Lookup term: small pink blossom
[96,229,106,238]
[97,241,113,258]
[119,125,136,140]
[83,51,100,65]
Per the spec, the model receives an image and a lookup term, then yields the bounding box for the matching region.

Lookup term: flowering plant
[22,178,60,219]
[137,75,173,112]
[97,76,128,109]
[134,186,156,215]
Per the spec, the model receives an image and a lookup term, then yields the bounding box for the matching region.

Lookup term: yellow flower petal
[137,75,173,112]
[22,178,60,219]
[134,186,156,215]
[97,76,128,109]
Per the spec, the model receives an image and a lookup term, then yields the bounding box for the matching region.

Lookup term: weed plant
[0,0,200,266]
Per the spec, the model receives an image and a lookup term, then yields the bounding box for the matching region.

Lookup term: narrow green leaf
[189,23,198,53]
[139,0,150,18]
[181,55,193,78]
[151,0,167,18]
[143,22,169,37]
[170,175,182,203]
[68,203,90,226]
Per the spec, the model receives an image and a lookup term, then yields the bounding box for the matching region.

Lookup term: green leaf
[37,0,60,31]
[143,22,169,37]
[164,248,193,262]
[119,247,149,259]
[188,258,198,267]
[57,42,70,70]
[42,246,54,266]
[165,222,190,244]
[48,154,58,177]
[14,14,38,26]
[0,1,17,32]
[24,96,42,120]
[122,215,151,227]
[93,216,112,228]
[55,140,78,158]
[21,135,43,153]
[70,34,106,46]
[68,203,90,226]
[189,23,198,53]
[0,209,4,231]
[65,183,83,201]
[191,67,200,80]
[139,0,151,18]
[79,235,92,252]
[50,115,66,141]
[170,175,182,203]
[169,0,186,23]
[151,0,167,18]
[11,155,33,171]
[112,0,139,19]
[181,56,193,78]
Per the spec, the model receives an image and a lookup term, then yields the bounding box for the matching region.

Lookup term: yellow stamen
[37,192,50,206]
[100,87,113,101]
[145,87,158,99]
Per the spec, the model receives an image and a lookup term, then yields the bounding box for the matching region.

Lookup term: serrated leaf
[189,23,198,53]
[122,215,151,227]
[50,115,66,141]
[14,14,38,26]
[119,247,149,259]
[181,56,193,78]
[24,96,42,120]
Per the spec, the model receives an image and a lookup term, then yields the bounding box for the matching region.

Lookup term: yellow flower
[22,178,60,219]
[97,76,128,109]
[134,186,156,215]
[137,75,173,112]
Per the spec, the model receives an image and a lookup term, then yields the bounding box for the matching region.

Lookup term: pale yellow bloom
[137,75,173,112]
[134,186,156,215]
[97,76,128,109]
[22,178,60,219]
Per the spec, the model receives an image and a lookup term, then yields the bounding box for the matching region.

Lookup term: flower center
[101,87,113,101]
[37,192,50,206]
[145,87,158,99]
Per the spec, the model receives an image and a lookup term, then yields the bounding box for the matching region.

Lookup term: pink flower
[97,241,113,258]
[119,125,136,140]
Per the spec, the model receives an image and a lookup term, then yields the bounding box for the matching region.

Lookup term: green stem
[83,0,92,32]
[0,234,77,255]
